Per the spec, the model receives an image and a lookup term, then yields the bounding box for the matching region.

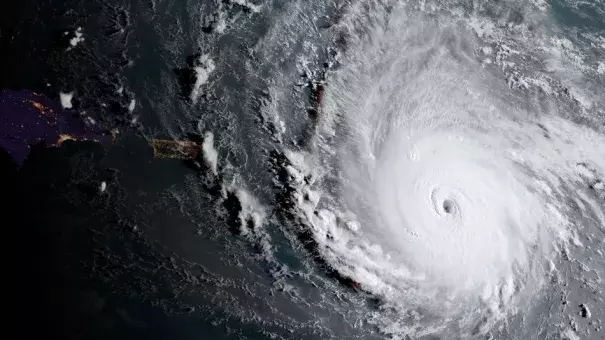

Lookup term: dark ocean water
[2,0,604,339]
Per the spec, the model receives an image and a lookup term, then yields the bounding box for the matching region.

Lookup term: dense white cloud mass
[276,1,605,336]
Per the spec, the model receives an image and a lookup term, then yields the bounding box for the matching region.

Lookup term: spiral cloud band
[282,3,605,336]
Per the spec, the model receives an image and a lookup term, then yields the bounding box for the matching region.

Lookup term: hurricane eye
[442,199,454,214]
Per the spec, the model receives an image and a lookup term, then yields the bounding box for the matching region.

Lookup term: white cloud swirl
[284,2,605,337]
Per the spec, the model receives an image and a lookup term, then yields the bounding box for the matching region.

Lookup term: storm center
[442,199,454,214]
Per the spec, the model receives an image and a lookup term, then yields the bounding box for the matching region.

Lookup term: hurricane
[265,0,605,338]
